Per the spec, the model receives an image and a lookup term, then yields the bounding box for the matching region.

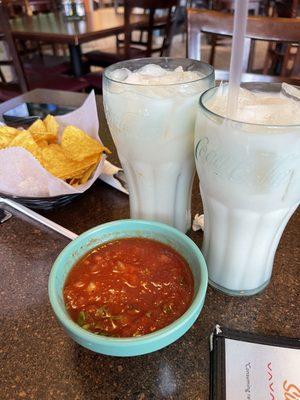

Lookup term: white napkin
[0,92,128,197]
[99,161,128,195]
[192,213,204,231]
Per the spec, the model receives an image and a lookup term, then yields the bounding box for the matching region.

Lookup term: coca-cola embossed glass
[194,83,300,295]
[103,58,214,232]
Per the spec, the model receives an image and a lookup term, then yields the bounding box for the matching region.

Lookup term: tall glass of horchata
[194,82,300,296]
[103,58,214,233]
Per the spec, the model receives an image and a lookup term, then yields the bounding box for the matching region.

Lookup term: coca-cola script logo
[195,137,297,190]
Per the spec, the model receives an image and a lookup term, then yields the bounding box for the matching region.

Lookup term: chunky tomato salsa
[64,237,194,337]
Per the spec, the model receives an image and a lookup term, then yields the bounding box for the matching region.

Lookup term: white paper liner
[0,92,128,197]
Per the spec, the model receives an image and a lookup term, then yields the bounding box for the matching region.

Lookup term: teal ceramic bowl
[48,219,208,357]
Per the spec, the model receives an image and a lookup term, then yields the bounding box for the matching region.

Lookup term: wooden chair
[85,0,178,68]
[2,0,71,73]
[263,0,300,76]
[0,1,28,100]
[3,0,27,17]
[0,0,89,102]
[29,0,58,14]
[274,0,299,18]
[187,9,300,82]
[3,0,58,16]
[208,1,263,69]
[210,70,300,85]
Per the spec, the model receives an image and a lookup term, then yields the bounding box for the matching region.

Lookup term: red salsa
[64,238,194,337]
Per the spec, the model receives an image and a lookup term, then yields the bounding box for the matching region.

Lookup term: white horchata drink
[194,82,300,295]
[103,58,214,232]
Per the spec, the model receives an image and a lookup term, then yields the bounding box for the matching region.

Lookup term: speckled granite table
[0,90,299,400]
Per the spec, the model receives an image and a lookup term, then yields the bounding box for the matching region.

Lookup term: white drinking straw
[226,0,250,118]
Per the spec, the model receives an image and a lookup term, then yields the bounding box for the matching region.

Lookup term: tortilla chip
[44,115,59,135]
[28,119,46,134]
[1,115,109,187]
[0,126,18,149]
[79,163,98,184]
[34,138,49,148]
[32,131,57,145]
[41,144,99,180]
[61,126,110,162]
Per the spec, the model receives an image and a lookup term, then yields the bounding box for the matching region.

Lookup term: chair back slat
[188,9,300,43]
[0,0,29,92]
[187,8,300,83]
[123,0,178,58]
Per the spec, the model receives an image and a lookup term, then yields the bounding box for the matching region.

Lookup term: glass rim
[103,57,215,87]
[199,83,300,128]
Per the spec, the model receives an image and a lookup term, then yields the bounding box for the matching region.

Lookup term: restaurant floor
[82,33,269,72]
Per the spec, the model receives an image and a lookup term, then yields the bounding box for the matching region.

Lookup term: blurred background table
[9,8,148,76]
[0,89,299,400]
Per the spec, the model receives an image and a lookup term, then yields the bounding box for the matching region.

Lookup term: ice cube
[109,68,131,82]
[137,64,167,77]
[124,73,149,85]
[174,66,184,73]
[207,85,300,125]
[111,64,202,85]
[239,88,257,105]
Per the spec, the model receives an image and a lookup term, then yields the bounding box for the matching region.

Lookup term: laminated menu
[210,325,300,400]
